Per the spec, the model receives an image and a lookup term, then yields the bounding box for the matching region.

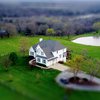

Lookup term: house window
[30,52,34,56]
[37,58,41,62]
[42,59,46,64]
[41,51,44,56]
[59,54,62,58]
[63,52,66,57]
[37,49,41,54]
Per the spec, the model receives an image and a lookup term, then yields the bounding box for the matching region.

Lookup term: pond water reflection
[72,36,100,46]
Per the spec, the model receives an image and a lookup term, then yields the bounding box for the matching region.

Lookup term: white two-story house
[29,39,67,67]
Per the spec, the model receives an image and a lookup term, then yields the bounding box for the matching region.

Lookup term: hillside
[0,35,100,100]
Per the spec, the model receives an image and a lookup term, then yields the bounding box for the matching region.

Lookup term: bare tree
[19,38,29,55]
[63,23,75,40]
[38,24,49,35]
[0,23,17,36]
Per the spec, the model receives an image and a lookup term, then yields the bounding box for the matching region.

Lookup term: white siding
[52,51,58,57]
[29,47,35,57]
[47,60,53,66]
[29,44,67,67]
[52,48,67,63]
[36,45,46,57]
[47,58,58,66]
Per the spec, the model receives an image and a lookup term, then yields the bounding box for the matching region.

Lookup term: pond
[72,36,100,46]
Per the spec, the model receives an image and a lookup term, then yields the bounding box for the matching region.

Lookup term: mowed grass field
[0,35,100,100]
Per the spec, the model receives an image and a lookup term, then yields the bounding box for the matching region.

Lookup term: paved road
[56,70,100,91]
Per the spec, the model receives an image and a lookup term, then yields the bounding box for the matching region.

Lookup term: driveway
[56,70,100,91]
[49,63,100,91]
[49,63,70,71]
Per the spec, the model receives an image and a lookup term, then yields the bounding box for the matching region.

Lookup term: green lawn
[0,35,100,100]
[0,35,100,58]
[0,84,31,100]
[0,67,65,100]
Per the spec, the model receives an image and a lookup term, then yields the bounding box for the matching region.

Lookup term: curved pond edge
[72,36,100,46]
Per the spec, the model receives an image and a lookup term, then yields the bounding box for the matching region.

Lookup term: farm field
[0,35,100,100]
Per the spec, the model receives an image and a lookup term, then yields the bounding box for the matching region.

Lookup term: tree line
[0,16,100,38]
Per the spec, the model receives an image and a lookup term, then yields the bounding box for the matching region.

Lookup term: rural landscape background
[0,0,100,100]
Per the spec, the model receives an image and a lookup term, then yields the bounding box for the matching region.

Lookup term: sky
[0,0,100,2]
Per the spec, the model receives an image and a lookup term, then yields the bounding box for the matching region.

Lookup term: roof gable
[32,40,65,59]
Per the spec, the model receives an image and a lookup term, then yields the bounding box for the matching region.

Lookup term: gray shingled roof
[32,40,65,59]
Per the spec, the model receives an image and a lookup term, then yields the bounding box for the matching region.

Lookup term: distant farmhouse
[0,29,9,38]
[29,39,67,67]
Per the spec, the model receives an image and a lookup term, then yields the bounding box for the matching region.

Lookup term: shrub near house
[9,52,18,65]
